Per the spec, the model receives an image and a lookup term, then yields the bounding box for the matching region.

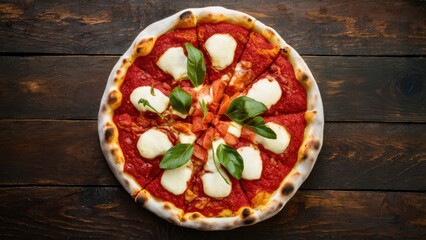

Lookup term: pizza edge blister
[98,6,324,230]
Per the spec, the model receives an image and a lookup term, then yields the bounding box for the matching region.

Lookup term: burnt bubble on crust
[190,213,201,220]
[108,90,118,105]
[243,216,256,225]
[241,208,251,219]
[312,140,321,150]
[301,73,309,81]
[281,184,295,196]
[104,127,114,143]
[136,194,148,206]
[180,10,192,20]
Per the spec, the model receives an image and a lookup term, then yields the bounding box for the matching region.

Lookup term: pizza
[98,7,323,230]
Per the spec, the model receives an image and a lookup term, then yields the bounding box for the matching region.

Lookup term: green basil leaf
[200,99,207,122]
[217,144,244,180]
[138,98,165,119]
[244,116,277,139]
[225,96,267,123]
[185,43,206,87]
[160,143,194,170]
[211,144,230,185]
[169,86,192,114]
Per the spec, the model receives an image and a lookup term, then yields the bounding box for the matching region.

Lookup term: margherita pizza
[98,7,324,230]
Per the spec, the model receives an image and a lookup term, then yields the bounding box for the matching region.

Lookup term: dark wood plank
[0,187,424,239]
[1,120,425,191]
[0,56,425,122]
[1,0,425,55]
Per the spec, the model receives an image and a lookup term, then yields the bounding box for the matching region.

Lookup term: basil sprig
[211,144,230,185]
[244,116,277,139]
[138,98,165,119]
[160,143,194,170]
[225,96,277,139]
[185,43,206,87]
[217,144,244,180]
[169,86,192,114]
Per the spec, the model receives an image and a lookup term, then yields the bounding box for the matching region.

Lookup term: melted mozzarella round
[179,132,197,144]
[255,122,290,154]
[137,128,172,159]
[201,171,232,198]
[246,78,282,109]
[205,34,237,70]
[201,138,232,198]
[237,146,263,180]
[130,86,169,113]
[156,47,188,80]
[227,121,242,138]
[161,161,193,195]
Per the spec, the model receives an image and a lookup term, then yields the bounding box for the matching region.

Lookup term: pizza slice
[242,54,307,115]
[226,31,280,95]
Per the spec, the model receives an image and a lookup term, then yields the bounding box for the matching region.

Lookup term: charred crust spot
[136,47,142,54]
[312,140,321,150]
[163,204,171,210]
[104,128,114,142]
[190,213,201,220]
[122,58,128,64]
[302,152,308,160]
[266,28,275,37]
[110,148,117,156]
[114,77,119,82]
[247,17,253,22]
[241,208,250,219]
[281,184,294,196]
[108,91,118,104]
[136,195,147,206]
[277,202,284,210]
[243,217,255,225]
[117,69,121,75]
[101,105,107,112]
[180,11,192,20]
[301,73,309,81]
[124,179,130,187]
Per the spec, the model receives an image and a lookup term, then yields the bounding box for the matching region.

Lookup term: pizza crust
[98,6,324,230]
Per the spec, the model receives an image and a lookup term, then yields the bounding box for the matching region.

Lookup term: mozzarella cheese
[130,86,169,113]
[201,171,232,198]
[156,47,188,81]
[237,146,263,180]
[137,128,173,159]
[170,108,188,119]
[246,78,282,109]
[255,122,290,154]
[201,138,232,198]
[227,121,242,138]
[205,34,237,70]
[161,161,193,195]
[179,132,197,144]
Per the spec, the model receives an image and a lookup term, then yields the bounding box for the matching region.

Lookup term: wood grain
[0,187,424,239]
[0,0,425,55]
[0,56,425,122]
[1,120,425,191]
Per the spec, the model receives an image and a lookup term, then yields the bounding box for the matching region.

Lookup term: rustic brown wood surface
[1,0,425,239]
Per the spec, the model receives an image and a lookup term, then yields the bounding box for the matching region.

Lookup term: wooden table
[1,1,425,238]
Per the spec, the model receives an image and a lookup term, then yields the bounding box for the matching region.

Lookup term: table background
[1,0,425,239]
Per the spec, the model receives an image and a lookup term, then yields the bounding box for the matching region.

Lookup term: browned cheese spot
[180,11,192,20]
[104,128,114,142]
[241,208,251,219]
[281,184,294,196]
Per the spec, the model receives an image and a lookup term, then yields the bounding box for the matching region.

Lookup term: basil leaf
[217,144,244,180]
[138,98,165,119]
[244,116,277,139]
[160,143,194,170]
[200,99,207,122]
[211,144,230,185]
[185,43,206,87]
[225,96,267,123]
[169,86,192,114]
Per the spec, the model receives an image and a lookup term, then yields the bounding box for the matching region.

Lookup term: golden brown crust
[98,6,324,231]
